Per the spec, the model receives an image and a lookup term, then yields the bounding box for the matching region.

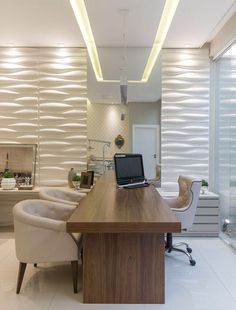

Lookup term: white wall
[87,103,129,158]
[87,101,160,160]
[128,101,161,152]
[0,47,87,186]
[161,48,210,189]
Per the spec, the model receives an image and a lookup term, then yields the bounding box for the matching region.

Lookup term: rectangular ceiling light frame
[70,0,103,81]
[70,0,179,83]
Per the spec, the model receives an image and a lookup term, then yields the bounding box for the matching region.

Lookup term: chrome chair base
[165,233,196,266]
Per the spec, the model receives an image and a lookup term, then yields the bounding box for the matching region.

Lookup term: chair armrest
[59,191,86,205]
[171,206,189,212]
[39,188,86,205]
[13,200,76,232]
[14,211,67,232]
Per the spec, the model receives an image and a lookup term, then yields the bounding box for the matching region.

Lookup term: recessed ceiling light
[141,0,179,82]
[70,0,179,83]
[70,0,103,81]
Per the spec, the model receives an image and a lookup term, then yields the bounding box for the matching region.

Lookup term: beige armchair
[39,187,86,207]
[13,199,81,294]
[164,176,201,265]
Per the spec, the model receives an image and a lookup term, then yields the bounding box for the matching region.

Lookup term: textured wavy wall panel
[0,48,87,186]
[161,49,210,189]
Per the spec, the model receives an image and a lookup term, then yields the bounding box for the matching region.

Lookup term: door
[133,125,159,179]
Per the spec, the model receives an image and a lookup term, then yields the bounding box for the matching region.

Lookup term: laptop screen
[114,153,145,185]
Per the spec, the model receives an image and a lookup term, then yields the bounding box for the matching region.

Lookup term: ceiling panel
[85,0,165,47]
[98,47,151,80]
[0,0,83,46]
[164,0,235,48]
[88,48,161,103]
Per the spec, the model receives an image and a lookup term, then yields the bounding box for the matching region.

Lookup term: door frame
[132,124,160,164]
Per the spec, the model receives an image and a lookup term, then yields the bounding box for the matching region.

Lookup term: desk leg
[83,233,165,304]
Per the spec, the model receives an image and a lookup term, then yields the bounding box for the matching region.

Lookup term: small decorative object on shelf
[68,168,77,188]
[18,185,33,190]
[80,171,94,189]
[1,170,16,190]
[201,179,209,194]
[72,175,81,189]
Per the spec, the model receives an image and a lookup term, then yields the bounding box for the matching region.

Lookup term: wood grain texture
[0,189,39,226]
[67,171,181,233]
[83,233,165,304]
[67,171,180,304]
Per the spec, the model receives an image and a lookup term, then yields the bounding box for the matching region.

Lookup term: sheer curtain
[216,44,236,249]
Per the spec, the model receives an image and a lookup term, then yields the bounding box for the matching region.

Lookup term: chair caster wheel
[190,259,196,266]
[187,247,192,253]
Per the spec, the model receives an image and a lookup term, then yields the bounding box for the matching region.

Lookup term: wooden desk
[67,171,181,304]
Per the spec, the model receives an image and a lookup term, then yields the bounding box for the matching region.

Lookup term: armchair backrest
[39,187,86,206]
[171,176,201,230]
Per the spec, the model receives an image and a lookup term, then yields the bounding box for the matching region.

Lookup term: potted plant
[72,175,81,189]
[1,171,16,190]
[201,179,208,194]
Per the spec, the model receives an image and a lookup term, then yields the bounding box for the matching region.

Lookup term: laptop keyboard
[123,183,149,189]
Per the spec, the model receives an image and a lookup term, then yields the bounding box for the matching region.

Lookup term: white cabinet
[158,189,219,236]
[186,193,219,236]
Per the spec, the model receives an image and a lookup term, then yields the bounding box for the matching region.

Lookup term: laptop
[114,153,149,188]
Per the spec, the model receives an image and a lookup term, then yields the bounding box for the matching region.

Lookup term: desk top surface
[67,171,181,233]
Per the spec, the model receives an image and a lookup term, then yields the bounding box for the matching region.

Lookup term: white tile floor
[0,236,236,310]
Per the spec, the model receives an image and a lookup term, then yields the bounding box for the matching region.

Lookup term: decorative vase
[1,177,16,190]
[201,186,208,194]
[68,168,76,188]
[72,181,80,189]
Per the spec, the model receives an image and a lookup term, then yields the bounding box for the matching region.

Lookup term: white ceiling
[0,0,235,103]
